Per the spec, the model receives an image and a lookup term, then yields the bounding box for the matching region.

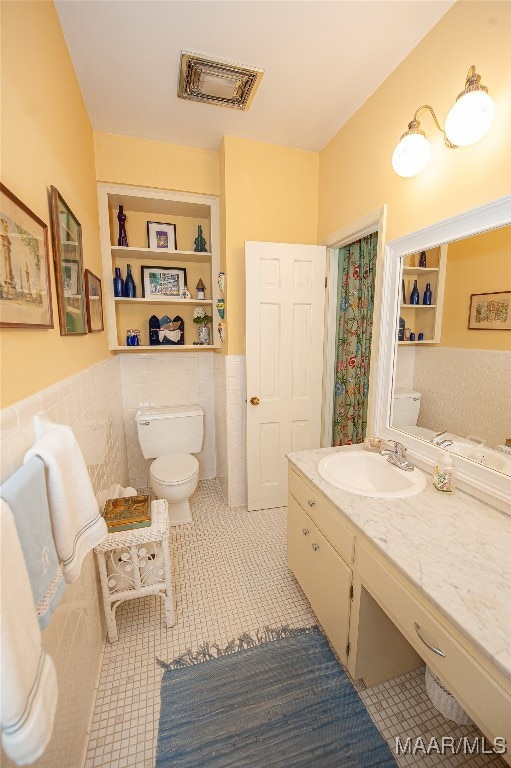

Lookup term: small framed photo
[0,183,53,328]
[84,269,104,332]
[141,265,187,298]
[468,291,511,331]
[147,221,177,251]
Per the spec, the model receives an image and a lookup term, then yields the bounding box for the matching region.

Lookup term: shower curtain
[332,232,377,446]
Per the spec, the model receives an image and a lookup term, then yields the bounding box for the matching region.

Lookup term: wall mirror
[50,186,87,335]
[374,196,511,512]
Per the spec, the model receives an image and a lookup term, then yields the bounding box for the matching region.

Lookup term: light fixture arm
[411,105,457,149]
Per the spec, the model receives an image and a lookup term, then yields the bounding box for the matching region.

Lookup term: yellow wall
[441,225,511,350]
[1,1,108,408]
[94,133,220,196]
[223,136,319,354]
[318,1,511,244]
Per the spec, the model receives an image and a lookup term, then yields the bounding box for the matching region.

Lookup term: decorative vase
[117,205,128,247]
[194,225,207,253]
[113,267,124,297]
[124,263,136,298]
[419,251,427,268]
[423,282,432,305]
[409,279,420,305]
[198,324,210,344]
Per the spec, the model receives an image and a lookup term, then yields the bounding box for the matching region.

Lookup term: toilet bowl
[136,405,204,525]
[149,453,199,524]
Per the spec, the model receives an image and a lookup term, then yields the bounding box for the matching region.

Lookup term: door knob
[250,396,260,406]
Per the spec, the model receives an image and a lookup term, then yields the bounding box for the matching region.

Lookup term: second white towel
[25,425,107,583]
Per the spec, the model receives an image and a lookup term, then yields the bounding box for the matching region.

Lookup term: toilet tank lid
[136,405,203,421]
[393,390,421,399]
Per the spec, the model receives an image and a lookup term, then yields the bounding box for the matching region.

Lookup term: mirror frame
[49,185,87,336]
[374,195,511,513]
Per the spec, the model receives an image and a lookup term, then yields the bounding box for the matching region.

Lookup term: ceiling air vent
[178,51,263,111]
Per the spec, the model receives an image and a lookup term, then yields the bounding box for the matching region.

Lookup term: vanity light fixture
[392,66,495,178]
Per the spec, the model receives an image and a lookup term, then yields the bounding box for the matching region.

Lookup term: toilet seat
[150,454,199,486]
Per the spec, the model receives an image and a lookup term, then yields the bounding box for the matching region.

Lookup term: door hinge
[346,642,350,657]
[349,585,354,600]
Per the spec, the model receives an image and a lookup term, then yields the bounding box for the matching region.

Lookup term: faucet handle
[394,441,407,459]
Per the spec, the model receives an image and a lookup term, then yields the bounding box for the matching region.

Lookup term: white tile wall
[119,353,217,489]
[213,353,228,503]
[395,346,416,392]
[0,356,129,768]
[413,347,511,447]
[225,355,247,507]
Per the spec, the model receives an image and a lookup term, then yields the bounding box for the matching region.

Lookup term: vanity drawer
[289,468,354,564]
[358,542,511,750]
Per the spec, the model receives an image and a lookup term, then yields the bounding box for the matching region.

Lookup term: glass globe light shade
[392,133,431,178]
[445,90,495,147]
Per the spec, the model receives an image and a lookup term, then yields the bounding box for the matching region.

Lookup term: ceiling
[55,0,455,153]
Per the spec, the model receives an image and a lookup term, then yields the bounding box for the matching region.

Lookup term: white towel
[1,499,58,765]
[25,426,107,583]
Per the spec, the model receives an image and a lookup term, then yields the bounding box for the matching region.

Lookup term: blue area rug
[156,626,398,767]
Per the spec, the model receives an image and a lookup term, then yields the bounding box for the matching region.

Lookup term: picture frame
[0,183,53,328]
[84,269,104,332]
[468,291,511,331]
[49,186,87,335]
[147,221,177,251]
[141,265,187,298]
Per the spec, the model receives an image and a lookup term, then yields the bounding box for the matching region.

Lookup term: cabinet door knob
[414,622,445,657]
[308,499,316,507]
[302,528,309,536]
[250,396,260,406]
[312,543,320,551]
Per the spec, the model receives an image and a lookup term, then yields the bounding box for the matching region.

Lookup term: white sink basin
[317,450,427,498]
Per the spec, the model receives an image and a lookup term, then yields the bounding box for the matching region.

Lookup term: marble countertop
[287,446,511,683]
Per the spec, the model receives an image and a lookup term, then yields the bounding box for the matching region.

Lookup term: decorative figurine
[217,272,225,293]
[196,278,206,300]
[218,321,225,343]
[159,315,184,345]
[193,225,207,253]
[216,297,225,319]
[149,314,160,345]
[180,285,191,299]
[117,205,128,246]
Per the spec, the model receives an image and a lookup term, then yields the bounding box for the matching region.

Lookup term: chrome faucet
[380,440,415,471]
[430,431,453,448]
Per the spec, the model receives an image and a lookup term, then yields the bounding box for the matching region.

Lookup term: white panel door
[245,241,326,511]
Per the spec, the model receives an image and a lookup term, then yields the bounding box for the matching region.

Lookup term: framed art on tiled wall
[0,183,54,328]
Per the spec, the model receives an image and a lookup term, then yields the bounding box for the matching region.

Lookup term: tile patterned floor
[85,480,506,768]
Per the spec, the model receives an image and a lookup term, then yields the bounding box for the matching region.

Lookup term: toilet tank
[392,391,421,428]
[136,405,204,459]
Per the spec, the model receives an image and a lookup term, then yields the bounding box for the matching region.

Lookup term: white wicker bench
[94,499,175,642]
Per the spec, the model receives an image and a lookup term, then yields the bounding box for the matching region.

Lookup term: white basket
[425,666,473,725]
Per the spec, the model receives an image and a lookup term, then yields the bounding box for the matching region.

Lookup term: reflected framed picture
[84,269,104,332]
[0,183,53,328]
[147,221,177,251]
[468,291,511,331]
[141,265,187,298]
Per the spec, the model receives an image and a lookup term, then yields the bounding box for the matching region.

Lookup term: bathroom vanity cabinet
[399,244,447,345]
[287,460,511,764]
[98,183,220,350]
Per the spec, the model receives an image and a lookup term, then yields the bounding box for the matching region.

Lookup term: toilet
[392,390,422,430]
[136,405,204,525]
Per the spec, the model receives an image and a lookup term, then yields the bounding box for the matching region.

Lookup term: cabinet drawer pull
[302,528,309,536]
[312,543,320,551]
[414,622,446,657]
[308,500,316,507]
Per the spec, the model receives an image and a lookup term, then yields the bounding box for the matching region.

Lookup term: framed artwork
[84,269,104,332]
[468,291,511,331]
[141,265,187,298]
[0,183,53,328]
[147,221,177,251]
[49,186,87,335]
